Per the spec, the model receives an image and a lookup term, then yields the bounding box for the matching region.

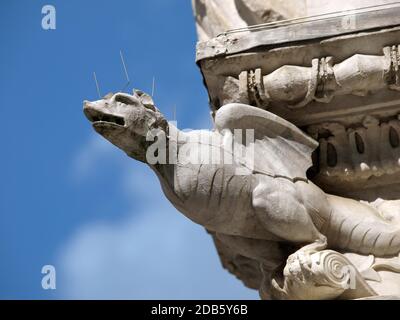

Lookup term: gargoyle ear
[103,92,114,100]
[133,89,156,111]
[114,92,139,105]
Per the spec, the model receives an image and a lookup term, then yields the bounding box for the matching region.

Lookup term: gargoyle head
[83,90,167,162]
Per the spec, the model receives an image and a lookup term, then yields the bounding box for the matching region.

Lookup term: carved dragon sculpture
[83,91,400,299]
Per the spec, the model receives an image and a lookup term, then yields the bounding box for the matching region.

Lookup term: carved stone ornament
[83,2,400,299]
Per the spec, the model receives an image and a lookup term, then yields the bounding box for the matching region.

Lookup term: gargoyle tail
[344,225,400,256]
[325,196,400,256]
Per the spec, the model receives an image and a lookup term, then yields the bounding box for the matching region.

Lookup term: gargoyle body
[83,91,400,299]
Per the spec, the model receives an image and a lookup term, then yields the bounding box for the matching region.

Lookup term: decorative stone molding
[224,45,400,109]
[307,115,400,181]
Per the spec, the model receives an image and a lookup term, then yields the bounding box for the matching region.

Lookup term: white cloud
[57,200,258,299]
[70,133,120,181]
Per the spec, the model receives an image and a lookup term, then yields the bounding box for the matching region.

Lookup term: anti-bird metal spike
[120,50,130,92]
[151,76,155,97]
[93,71,101,99]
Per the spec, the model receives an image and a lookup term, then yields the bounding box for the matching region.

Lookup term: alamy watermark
[41,5,56,30]
[145,124,255,175]
[41,265,56,290]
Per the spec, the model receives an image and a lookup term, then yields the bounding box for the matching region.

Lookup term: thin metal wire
[93,72,101,99]
[120,50,130,92]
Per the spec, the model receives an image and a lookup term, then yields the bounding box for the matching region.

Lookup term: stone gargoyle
[83,91,400,300]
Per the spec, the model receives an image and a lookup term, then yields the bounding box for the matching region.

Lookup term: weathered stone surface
[192,0,396,42]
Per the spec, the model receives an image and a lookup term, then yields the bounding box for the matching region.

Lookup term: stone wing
[214,103,318,180]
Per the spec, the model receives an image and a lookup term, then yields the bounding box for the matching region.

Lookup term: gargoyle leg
[252,177,326,245]
[252,177,333,299]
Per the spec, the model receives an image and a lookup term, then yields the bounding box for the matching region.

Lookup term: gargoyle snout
[83,100,97,121]
[83,100,125,127]
[83,100,93,111]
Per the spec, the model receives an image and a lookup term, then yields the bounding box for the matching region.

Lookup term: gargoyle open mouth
[85,109,125,126]
[92,114,125,126]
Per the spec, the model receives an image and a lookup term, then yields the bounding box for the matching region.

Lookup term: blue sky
[0,0,258,299]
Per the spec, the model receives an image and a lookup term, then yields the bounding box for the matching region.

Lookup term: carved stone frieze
[307,115,400,181]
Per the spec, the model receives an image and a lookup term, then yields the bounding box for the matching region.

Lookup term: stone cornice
[196,3,400,62]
